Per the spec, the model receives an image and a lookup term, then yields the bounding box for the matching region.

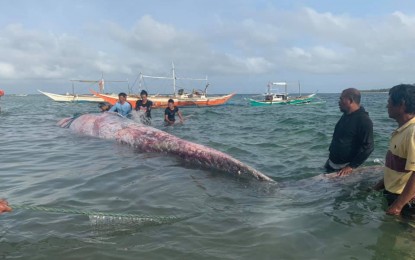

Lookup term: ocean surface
[0,93,413,259]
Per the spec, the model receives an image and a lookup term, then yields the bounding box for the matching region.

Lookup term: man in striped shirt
[374,84,415,217]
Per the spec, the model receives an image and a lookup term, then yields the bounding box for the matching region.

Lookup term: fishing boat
[93,90,235,108]
[38,76,126,103]
[92,63,235,108]
[247,82,317,106]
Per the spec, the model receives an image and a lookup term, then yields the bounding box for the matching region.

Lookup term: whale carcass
[57,113,274,182]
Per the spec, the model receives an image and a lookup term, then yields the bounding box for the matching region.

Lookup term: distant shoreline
[360,89,389,93]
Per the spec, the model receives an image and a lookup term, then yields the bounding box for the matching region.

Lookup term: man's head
[387,84,415,119]
[140,90,148,100]
[118,92,127,103]
[98,102,110,111]
[339,88,361,114]
[168,98,174,108]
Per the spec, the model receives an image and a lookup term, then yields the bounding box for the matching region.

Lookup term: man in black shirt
[164,99,183,126]
[135,90,153,125]
[325,88,374,176]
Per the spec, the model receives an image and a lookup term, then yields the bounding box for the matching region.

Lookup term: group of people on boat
[98,90,183,126]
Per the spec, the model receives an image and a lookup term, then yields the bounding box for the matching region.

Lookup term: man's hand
[386,202,403,216]
[337,166,353,176]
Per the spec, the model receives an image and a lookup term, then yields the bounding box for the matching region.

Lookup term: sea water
[0,93,413,259]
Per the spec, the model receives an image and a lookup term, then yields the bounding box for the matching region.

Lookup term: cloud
[101,15,275,77]
[0,24,92,79]
[0,62,16,77]
[2,6,415,94]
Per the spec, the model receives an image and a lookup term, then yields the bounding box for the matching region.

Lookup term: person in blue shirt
[164,99,183,125]
[109,92,132,117]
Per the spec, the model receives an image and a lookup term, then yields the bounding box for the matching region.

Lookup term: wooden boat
[38,90,104,103]
[247,82,318,106]
[92,90,235,108]
[92,63,235,108]
[38,76,126,103]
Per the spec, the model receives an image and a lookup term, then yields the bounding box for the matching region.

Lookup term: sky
[1,0,415,94]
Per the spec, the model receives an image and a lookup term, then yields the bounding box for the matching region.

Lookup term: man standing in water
[374,84,415,216]
[164,99,183,126]
[108,92,132,117]
[325,88,374,176]
[135,90,153,125]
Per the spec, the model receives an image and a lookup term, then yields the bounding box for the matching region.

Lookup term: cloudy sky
[1,0,415,94]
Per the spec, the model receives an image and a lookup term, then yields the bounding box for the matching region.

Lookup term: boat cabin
[265,94,287,101]
[263,82,288,102]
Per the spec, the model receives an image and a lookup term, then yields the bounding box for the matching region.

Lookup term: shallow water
[0,93,413,259]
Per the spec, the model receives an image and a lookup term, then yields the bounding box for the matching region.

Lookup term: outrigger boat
[38,90,104,103]
[247,82,317,106]
[38,75,127,103]
[92,63,235,108]
[94,90,235,108]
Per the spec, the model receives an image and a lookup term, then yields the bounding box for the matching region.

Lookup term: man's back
[329,106,374,167]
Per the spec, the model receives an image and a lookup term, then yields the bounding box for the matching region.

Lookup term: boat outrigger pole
[140,62,209,96]
[71,74,127,94]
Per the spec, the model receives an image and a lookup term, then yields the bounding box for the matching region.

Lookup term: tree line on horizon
[360,88,390,93]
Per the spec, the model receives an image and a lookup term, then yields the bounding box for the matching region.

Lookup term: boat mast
[98,72,104,93]
[298,81,301,96]
[204,76,208,94]
[71,76,127,94]
[172,62,176,95]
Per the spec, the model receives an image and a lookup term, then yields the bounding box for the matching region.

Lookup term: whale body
[57,113,274,182]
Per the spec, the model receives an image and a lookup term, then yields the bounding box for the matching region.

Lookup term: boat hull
[38,90,104,103]
[92,90,235,108]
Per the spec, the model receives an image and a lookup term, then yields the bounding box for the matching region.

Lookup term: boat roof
[269,82,287,86]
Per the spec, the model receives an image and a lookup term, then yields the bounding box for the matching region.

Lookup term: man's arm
[178,110,184,123]
[387,173,415,215]
[126,102,133,114]
[348,118,374,168]
[108,104,117,113]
